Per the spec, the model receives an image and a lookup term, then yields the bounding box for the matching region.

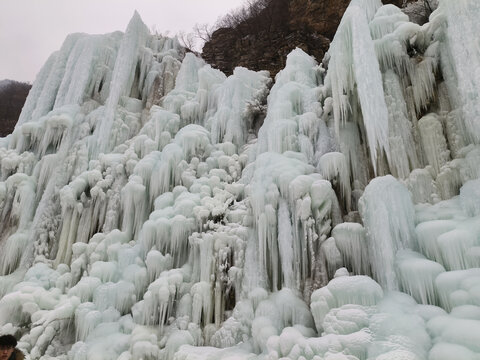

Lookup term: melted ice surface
[1,1,480,359]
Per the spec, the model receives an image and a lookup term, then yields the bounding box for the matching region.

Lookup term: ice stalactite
[324,0,389,174]
[94,11,150,154]
[256,48,323,157]
[244,48,354,297]
[162,53,209,122]
[383,70,419,179]
[433,0,480,144]
[332,223,370,276]
[337,122,369,192]
[358,175,416,290]
[243,152,316,292]
[395,249,445,305]
[318,152,351,212]
[16,34,84,127]
[418,113,450,175]
[277,199,295,290]
[207,67,271,148]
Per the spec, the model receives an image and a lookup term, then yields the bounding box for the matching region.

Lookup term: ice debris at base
[2,0,480,359]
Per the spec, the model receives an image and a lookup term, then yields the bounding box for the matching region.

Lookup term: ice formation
[2,0,480,359]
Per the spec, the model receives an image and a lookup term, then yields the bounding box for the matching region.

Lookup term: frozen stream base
[2,1,480,359]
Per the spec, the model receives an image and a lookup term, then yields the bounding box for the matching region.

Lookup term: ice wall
[1,1,480,359]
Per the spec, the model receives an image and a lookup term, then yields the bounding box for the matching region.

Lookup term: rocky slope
[0,80,31,137]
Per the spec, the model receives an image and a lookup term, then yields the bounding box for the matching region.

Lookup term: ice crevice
[2,1,480,359]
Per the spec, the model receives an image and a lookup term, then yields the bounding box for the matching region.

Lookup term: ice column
[359,175,416,289]
[95,11,150,153]
[324,0,389,173]
[435,0,480,143]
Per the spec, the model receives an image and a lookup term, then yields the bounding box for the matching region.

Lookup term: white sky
[0,0,244,83]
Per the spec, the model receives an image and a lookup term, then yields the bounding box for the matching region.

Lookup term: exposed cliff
[0,79,31,137]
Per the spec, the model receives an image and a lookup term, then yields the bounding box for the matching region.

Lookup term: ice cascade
[2,1,480,359]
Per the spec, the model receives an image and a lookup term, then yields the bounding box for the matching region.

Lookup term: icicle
[208,67,270,148]
[337,122,369,190]
[395,249,444,305]
[435,161,463,201]
[418,113,450,174]
[369,5,410,40]
[437,229,476,270]
[0,232,30,275]
[332,223,370,276]
[459,179,480,217]
[277,199,295,289]
[405,168,436,204]
[383,71,419,178]
[121,175,147,240]
[434,0,480,143]
[318,152,351,212]
[256,48,321,157]
[54,34,116,108]
[17,34,84,126]
[359,175,416,289]
[243,152,315,290]
[415,219,456,263]
[325,0,389,173]
[95,12,150,153]
[319,237,343,282]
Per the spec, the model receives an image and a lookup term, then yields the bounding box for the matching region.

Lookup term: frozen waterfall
[2,0,480,359]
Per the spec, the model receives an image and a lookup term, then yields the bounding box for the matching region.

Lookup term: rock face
[202,0,330,76]
[0,80,31,137]
[203,26,330,77]
[202,0,414,77]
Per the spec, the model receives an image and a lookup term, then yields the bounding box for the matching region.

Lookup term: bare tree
[213,0,288,37]
[177,30,197,52]
[193,23,215,43]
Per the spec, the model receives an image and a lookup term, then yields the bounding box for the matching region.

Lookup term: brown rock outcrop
[0,80,31,137]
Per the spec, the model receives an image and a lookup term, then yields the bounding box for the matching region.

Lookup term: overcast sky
[0,0,244,83]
